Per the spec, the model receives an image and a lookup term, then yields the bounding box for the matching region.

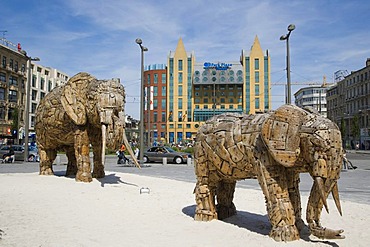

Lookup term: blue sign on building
[203,62,232,70]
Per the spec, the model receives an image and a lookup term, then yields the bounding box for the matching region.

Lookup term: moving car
[0,145,40,162]
[143,146,192,164]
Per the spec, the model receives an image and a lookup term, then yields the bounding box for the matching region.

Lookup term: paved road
[1,151,369,205]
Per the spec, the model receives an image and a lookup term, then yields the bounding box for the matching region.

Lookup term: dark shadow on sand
[53,171,138,188]
[96,173,139,188]
[182,205,340,246]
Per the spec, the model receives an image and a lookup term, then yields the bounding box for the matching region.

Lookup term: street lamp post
[135,38,148,164]
[21,51,40,161]
[280,24,295,104]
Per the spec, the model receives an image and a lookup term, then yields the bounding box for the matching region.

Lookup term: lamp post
[280,24,295,104]
[135,38,148,164]
[21,51,40,161]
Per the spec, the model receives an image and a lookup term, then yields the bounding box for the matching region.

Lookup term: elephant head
[60,72,140,169]
[261,104,344,238]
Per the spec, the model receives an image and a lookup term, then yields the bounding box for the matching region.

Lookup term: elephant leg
[65,147,77,177]
[287,171,304,232]
[74,128,92,182]
[39,149,56,175]
[92,143,105,178]
[256,163,300,241]
[216,180,236,220]
[194,155,219,221]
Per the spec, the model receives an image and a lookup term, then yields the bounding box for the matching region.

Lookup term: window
[32,90,37,100]
[153,99,158,110]
[153,86,158,96]
[0,88,5,100]
[8,107,15,120]
[32,75,36,87]
[161,74,166,84]
[178,85,183,96]
[178,72,183,83]
[255,58,259,70]
[178,60,183,71]
[255,85,260,95]
[31,103,37,113]
[48,80,53,91]
[9,59,13,70]
[9,76,17,86]
[255,98,260,108]
[9,90,17,102]
[147,74,150,85]
[161,99,166,109]
[2,56,6,68]
[255,71,259,83]
[161,112,166,122]
[178,98,183,109]
[154,74,158,84]
[0,72,6,82]
[0,106,5,119]
[40,92,45,99]
[153,112,158,122]
[40,77,45,90]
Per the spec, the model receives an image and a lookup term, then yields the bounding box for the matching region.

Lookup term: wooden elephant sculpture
[35,72,140,182]
[194,104,344,241]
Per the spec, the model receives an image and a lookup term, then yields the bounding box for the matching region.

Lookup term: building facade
[327,58,370,149]
[143,64,167,145]
[165,37,271,144]
[28,64,69,139]
[0,37,69,144]
[0,39,27,143]
[294,84,330,117]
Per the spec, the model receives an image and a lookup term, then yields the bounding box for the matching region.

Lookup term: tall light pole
[21,50,40,161]
[280,24,295,104]
[135,38,148,164]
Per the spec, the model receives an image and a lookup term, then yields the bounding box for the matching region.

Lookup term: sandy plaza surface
[1,171,370,247]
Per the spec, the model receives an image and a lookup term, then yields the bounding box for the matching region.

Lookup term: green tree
[351,114,360,142]
[340,117,346,140]
[11,107,19,137]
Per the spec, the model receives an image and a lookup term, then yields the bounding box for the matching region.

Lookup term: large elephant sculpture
[194,104,344,242]
[35,72,140,182]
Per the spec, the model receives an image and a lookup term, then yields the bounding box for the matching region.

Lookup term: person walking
[117,144,129,164]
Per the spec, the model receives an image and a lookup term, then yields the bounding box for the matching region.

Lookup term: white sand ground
[0,171,369,247]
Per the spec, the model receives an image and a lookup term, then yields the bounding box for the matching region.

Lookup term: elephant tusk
[315,176,329,214]
[101,124,107,166]
[122,129,141,169]
[332,183,343,216]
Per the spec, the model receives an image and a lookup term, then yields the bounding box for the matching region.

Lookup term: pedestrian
[134,146,139,159]
[117,144,129,164]
[2,145,15,163]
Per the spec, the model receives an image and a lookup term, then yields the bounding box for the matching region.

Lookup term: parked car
[143,146,192,164]
[0,145,40,162]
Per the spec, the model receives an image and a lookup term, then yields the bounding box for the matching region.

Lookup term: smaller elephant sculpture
[194,104,344,242]
[35,72,140,182]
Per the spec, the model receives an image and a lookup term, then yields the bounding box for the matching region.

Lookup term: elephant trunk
[310,157,342,216]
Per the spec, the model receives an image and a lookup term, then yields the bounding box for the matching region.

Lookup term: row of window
[1,55,26,73]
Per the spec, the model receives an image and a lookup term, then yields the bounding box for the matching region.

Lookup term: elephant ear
[61,72,96,125]
[261,104,307,167]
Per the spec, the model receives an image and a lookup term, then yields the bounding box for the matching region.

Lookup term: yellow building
[166,37,270,144]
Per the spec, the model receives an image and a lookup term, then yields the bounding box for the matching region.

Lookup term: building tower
[166,37,271,144]
[240,36,271,114]
[143,64,167,145]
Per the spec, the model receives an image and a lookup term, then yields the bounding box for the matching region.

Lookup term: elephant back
[195,112,268,179]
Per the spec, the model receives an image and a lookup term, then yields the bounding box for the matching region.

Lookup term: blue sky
[2,0,369,119]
